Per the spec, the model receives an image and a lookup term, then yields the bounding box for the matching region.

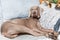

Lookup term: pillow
[40,4,60,29]
[1,0,39,20]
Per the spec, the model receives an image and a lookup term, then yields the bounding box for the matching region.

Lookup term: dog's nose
[33,12,36,14]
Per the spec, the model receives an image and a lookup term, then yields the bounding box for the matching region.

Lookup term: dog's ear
[37,7,44,19]
[37,7,40,18]
[37,7,44,18]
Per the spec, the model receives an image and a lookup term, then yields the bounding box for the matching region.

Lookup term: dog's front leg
[37,22,54,33]
[37,22,58,40]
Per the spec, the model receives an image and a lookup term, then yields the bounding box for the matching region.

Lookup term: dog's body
[1,6,58,40]
[1,17,49,38]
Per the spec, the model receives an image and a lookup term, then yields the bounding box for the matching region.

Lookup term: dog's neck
[30,17,40,21]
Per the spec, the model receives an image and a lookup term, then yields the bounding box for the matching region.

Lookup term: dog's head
[29,6,40,19]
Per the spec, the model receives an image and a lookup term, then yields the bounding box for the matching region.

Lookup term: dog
[39,0,52,8]
[1,6,58,40]
[55,0,60,9]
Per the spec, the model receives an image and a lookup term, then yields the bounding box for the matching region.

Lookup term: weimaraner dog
[1,6,58,40]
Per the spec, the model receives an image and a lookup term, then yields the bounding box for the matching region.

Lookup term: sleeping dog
[1,6,58,40]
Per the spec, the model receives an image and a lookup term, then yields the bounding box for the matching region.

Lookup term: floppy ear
[37,7,44,18]
[37,7,40,18]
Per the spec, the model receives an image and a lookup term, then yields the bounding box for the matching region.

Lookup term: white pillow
[1,0,39,20]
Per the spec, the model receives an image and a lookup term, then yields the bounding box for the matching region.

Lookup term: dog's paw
[48,32,58,40]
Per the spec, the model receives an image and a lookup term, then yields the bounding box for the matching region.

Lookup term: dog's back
[1,17,38,33]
